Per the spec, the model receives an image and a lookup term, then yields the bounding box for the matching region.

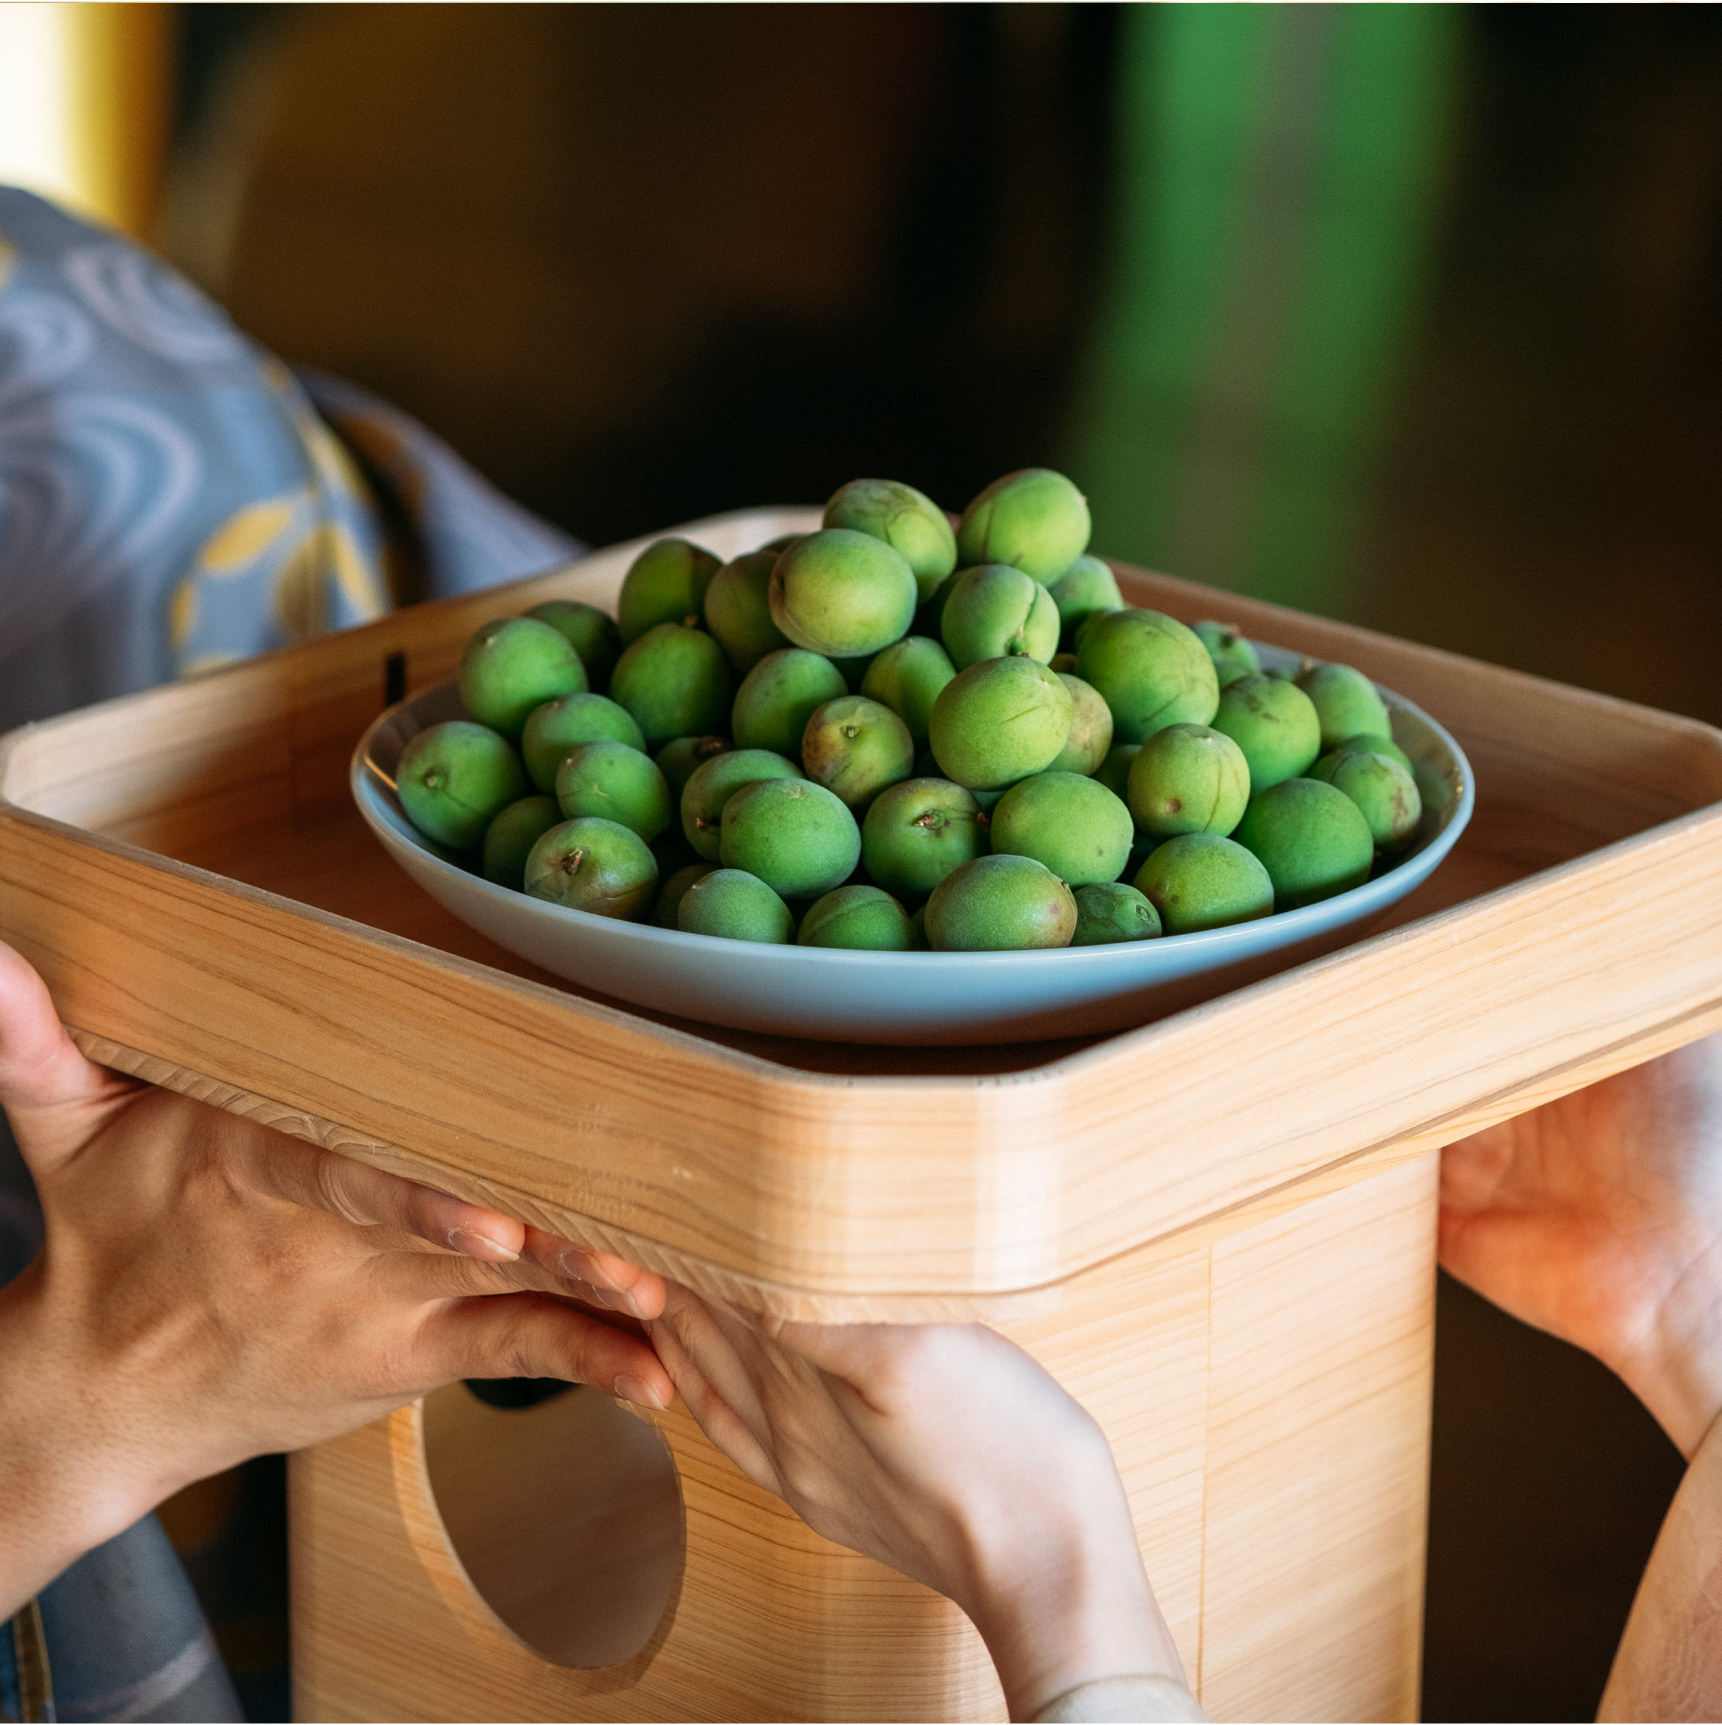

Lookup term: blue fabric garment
[0,185,585,1722]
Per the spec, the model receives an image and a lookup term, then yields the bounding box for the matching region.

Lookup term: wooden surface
[293,1148,1436,1723]
[4,509,1722,1314]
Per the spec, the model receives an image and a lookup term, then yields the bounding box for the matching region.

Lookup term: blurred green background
[125,4,1722,1719]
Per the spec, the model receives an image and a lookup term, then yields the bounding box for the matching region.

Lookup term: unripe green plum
[524,816,658,918]
[802,695,915,808]
[522,692,646,792]
[939,564,1060,668]
[719,777,861,900]
[1126,723,1251,838]
[1049,674,1113,775]
[554,739,674,842]
[678,868,793,943]
[610,622,732,747]
[928,657,1074,790]
[822,478,957,602]
[681,748,803,860]
[1310,749,1421,855]
[398,720,528,850]
[1094,743,1139,800]
[956,468,1090,583]
[1047,555,1123,649]
[655,861,715,928]
[1071,881,1162,945]
[732,647,848,757]
[525,599,623,690]
[1133,834,1274,933]
[861,777,988,899]
[1295,662,1392,751]
[1211,674,1321,792]
[1234,778,1374,907]
[860,636,955,746]
[481,795,561,891]
[617,538,719,644]
[990,771,1134,887]
[458,617,586,740]
[655,734,730,798]
[1328,732,1413,774]
[925,854,1077,951]
[797,883,918,950]
[768,529,918,657]
[1191,620,1260,687]
[1074,609,1219,743]
[704,550,791,671]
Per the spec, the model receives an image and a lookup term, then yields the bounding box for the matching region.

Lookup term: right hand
[647,1287,1184,1720]
[1440,1034,1722,1456]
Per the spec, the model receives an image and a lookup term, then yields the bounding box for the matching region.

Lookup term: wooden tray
[9,512,1722,1722]
[4,507,1719,1319]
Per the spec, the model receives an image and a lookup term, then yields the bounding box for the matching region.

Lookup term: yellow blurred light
[0,1,168,238]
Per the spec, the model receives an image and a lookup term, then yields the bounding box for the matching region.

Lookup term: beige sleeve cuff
[1599,1407,1722,1721]
[1032,1673,1209,1723]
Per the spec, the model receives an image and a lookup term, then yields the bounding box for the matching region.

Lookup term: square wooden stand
[7,511,1722,1721]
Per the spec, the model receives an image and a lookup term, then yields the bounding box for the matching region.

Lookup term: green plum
[1049,673,1113,775]
[939,564,1060,668]
[1094,743,1140,800]
[1126,723,1251,838]
[655,734,730,798]
[956,468,1090,583]
[397,720,528,850]
[927,657,1074,790]
[797,884,918,950]
[1191,620,1261,687]
[1310,748,1422,855]
[609,622,732,747]
[1328,732,1413,774]
[822,478,957,603]
[1071,881,1162,945]
[457,616,586,741]
[617,538,720,644]
[654,860,715,928]
[681,748,803,860]
[521,691,645,793]
[925,854,1077,951]
[719,777,861,899]
[768,529,918,657]
[861,777,988,899]
[1234,778,1374,907]
[1046,555,1123,649]
[523,816,658,919]
[525,599,623,690]
[678,868,794,943]
[732,647,848,757]
[480,795,561,891]
[1295,662,1392,751]
[553,739,674,842]
[704,550,791,671]
[989,771,1134,887]
[1074,609,1219,743]
[1133,834,1274,933]
[859,636,956,746]
[1210,673,1322,793]
[801,695,915,808]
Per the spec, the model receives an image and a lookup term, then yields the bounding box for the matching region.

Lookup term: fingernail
[449,1228,519,1262]
[614,1374,669,1411]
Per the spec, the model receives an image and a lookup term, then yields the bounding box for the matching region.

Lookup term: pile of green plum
[393,468,1426,951]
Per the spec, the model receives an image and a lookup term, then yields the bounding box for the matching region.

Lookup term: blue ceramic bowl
[352,646,1473,1045]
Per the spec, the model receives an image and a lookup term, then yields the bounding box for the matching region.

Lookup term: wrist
[956,1445,1184,1720]
[0,1265,163,1613]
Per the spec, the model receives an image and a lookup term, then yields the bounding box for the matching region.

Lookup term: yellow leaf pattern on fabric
[198,498,298,575]
[271,530,329,642]
[0,237,14,295]
[168,578,198,650]
[323,520,387,621]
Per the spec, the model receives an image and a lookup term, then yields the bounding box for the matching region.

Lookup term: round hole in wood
[421,1382,683,1668]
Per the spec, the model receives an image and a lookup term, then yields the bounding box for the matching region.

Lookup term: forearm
[0,1267,152,1617]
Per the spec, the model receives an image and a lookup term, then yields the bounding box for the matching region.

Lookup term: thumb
[0,941,135,1164]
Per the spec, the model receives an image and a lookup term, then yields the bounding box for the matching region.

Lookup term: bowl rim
[350,650,1476,969]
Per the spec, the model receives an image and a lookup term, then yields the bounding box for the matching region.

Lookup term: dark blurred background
[96,3,1722,1718]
